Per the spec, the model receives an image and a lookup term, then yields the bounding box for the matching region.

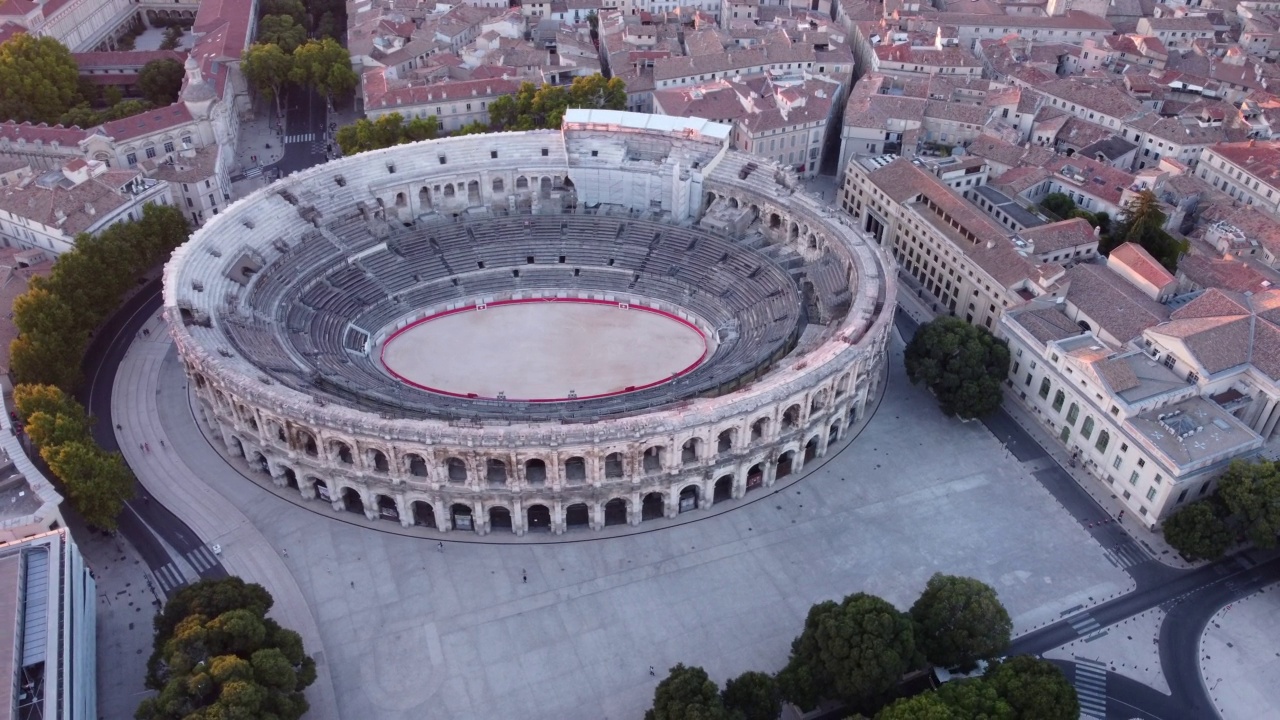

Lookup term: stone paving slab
[1199,582,1280,720]
[136,329,1129,720]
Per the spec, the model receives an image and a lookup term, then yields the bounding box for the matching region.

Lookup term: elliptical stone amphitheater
[164,110,895,536]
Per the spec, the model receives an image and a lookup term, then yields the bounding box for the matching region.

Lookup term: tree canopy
[721,671,781,720]
[290,38,357,104]
[138,578,316,720]
[257,14,308,53]
[335,113,439,155]
[981,657,1078,720]
[1217,458,1280,549]
[241,43,294,117]
[909,574,1012,670]
[0,35,81,124]
[138,59,186,106]
[778,593,919,711]
[1101,190,1187,272]
[259,0,308,26]
[904,317,1011,420]
[645,664,729,720]
[1161,499,1231,561]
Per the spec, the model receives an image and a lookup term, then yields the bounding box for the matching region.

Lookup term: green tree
[104,99,155,121]
[43,441,134,530]
[159,25,184,51]
[1218,459,1280,549]
[139,578,315,720]
[934,678,1014,719]
[875,692,956,720]
[404,115,439,142]
[778,594,919,711]
[1161,500,1231,561]
[981,657,1078,720]
[241,43,294,118]
[910,574,1012,670]
[259,0,308,25]
[904,317,1011,420]
[138,59,186,106]
[59,103,103,128]
[568,73,627,111]
[1038,193,1076,220]
[14,384,91,448]
[721,671,780,720]
[1103,190,1188,271]
[0,35,81,123]
[257,14,307,53]
[291,38,357,106]
[645,664,729,720]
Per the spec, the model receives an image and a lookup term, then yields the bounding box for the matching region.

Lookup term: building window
[1066,403,1079,425]
[1081,417,1094,439]
[1120,443,1129,453]
[1154,474,1162,485]
[1129,470,1139,485]
[1146,487,1157,501]
[1137,458,1145,468]
[1095,430,1109,453]
[145,147,156,159]
[1113,456,1123,470]
[126,153,137,166]
[1052,390,1065,412]
[1038,378,1051,400]
[182,135,192,146]
[164,141,174,154]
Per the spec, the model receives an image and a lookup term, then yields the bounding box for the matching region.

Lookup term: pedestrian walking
[116,424,122,430]
[437,542,444,553]
[144,442,151,452]
[649,666,655,677]
[160,439,165,448]
[282,548,289,558]
[139,443,144,451]
[522,570,527,584]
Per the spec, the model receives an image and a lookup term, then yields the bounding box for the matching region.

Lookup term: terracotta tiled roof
[1065,263,1170,342]
[1020,218,1098,254]
[97,103,194,142]
[1109,242,1175,288]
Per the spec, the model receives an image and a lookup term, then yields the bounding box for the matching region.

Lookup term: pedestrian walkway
[1199,581,1280,720]
[1073,659,1109,719]
[153,561,187,595]
[285,132,317,144]
[1065,610,1103,638]
[1103,542,1150,570]
[111,317,339,720]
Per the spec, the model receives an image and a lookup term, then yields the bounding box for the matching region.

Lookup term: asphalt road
[277,87,330,176]
[79,279,226,591]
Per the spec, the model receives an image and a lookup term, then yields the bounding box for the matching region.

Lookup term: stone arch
[418,186,432,209]
[769,212,782,230]
[565,502,590,529]
[394,192,406,207]
[516,175,528,190]
[713,475,733,503]
[492,177,504,194]
[405,453,428,478]
[412,501,436,528]
[750,417,769,442]
[642,446,666,474]
[281,466,299,490]
[540,176,552,197]
[810,390,826,415]
[446,457,467,482]
[443,184,455,198]
[268,420,286,444]
[527,504,552,531]
[604,452,624,478]
[680,437,701,465]
[678,484,700,512]
[340,487,364,514]
[376,494,399,520]
[640,492,665,521]
[717,428,736,454]
[331,440,353,464]
[836,373,851,398]
[804,435,821,462]
[489,505,513,531]
[450,502,475,531]
[227,436,244,458]
[564,456,587,484]
[368,448,390,473]
[746,462,765,491]
[828,421,841,444]
[603,497,628,526]
[525,458,547,485]
[467,180,480,203]
[777,450,796,478]
[250,451,269,474]
[781,404,801,430]
[310,477,330,502]
[486,458,507,486]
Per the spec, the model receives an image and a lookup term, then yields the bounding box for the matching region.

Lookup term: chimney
[1094,224,1101,237]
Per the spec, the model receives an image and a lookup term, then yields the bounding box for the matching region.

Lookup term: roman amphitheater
[163,110,895,536]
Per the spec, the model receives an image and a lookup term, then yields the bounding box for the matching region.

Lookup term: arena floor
[379,299,708,401]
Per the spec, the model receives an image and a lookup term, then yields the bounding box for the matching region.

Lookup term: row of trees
[0,35,185,127]
[647,574,1079,719]
[137,577,317,720]
[258,0,343,44]
[904,317,1011,420]
[241,37,357,118]
[332,75,628,156]
[1161,458,1280,561]
[9,204,189,530]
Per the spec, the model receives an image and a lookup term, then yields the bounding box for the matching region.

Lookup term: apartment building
[1195,140,1280,215]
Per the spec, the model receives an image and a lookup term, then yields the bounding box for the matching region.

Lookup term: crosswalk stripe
[185,545,220,572]
[1074,663,1107,718]
[1104,542,1149,569]
[285,133,315,143]
[243,166,262,178]
[154,563,187,595]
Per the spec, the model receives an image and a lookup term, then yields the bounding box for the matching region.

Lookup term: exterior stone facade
[164,111,894,536]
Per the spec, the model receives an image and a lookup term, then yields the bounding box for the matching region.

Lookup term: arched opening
[565,503,590,529]
[486,459,507,486]
[443,184,455,198]
[828,422,841,444]
[836,373,850,398]
[728,197,739,209]
[782,405,801,430]
[451,503,474,531]
[525,459,547,485]
[643,446,665,474]
[1052,389,1066,413]
[300,431,317,457]
[516,176,528,190]
[377,495,398,520]
[341,488,364,515]
[527,504,551,531]
[713,475,733,503]
[412,501,436,528]
[746,463,764,491]
[489,506,512,531]
[717,428,735,454]
[605,452,624,478]
[333,442,353,464]
[492,177,504,194]
[804,436,820,463]
[418,186,431,208]
[641,492,665,520]
[467,180,480,203]
[394,192,406,207]
[229,436,245,458]
[564,457,587,484]
[777,451,795,478]
[678,485,699,512]
[604,498,628,526]
[283,467,299,490]
[270,422,286,443]
[447,457,467,483]
[848,406,858,425]
[751,417,768,442]
[370,449,389,473]
[312,479,330,502]
[681,438,701,465]
[406,454,428,477]
[810,392,825,415]
[540,176,552,198]
[251,452,269,474]
[789,222,799,241]
[769,213,781,229]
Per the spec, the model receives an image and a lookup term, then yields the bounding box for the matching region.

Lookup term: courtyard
[143,329,1129,720]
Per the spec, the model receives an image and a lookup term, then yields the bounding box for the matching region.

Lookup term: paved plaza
[118,325,1131,720]
[1200,582,1280,720]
